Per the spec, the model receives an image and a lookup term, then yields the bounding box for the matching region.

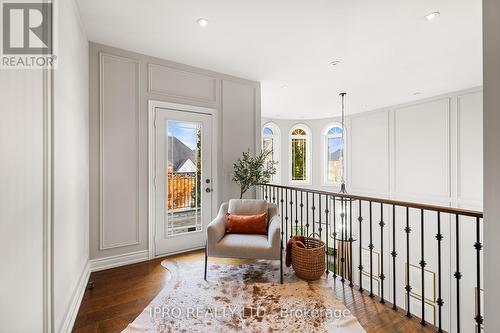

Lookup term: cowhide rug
[122,258,365,333]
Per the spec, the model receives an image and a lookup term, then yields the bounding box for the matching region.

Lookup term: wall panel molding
[349,111,390,194]
[98,52,140,250]
[42,66,54,333]
[148,63,217,104]
[393,97,451,200]
[456,90,483,204]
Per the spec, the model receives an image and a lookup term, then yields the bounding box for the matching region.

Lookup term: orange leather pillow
[226,212,268,235]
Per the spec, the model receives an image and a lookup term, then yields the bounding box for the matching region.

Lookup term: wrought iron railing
[258,183,483,333]
[167,171,198,210]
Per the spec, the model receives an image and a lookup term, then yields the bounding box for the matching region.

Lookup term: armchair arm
[207,203,228,251]
[267,214,281,249]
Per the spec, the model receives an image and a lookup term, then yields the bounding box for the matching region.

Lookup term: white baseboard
[89,250,150,272]
[59,260,90,333]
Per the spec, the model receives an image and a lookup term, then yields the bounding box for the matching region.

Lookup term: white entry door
[154,107,213,256]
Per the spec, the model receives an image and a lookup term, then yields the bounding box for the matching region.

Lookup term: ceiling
[76,0,482,119]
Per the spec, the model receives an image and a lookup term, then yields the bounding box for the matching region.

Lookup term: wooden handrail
[259,183,483,218]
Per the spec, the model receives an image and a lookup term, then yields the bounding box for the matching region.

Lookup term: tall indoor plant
[232,149,277,199]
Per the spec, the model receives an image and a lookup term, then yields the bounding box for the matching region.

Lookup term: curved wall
[263,86,483,332]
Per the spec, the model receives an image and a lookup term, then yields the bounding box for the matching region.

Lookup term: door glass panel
[165,120,202,236]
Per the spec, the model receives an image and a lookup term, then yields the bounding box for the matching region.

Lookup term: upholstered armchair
[204,199,283,283]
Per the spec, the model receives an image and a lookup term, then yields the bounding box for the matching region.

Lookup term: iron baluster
[420,209,426,326]
[312,193,316,235]
[405,207,411,318]
[474,217,483,332]
[300,191,304,235]
[358,200,363,291]
[326,195,330,275]
[319,194,323,240]
[280,189,284,250]
[392,204,397,311]
[290,191,294,238]
[341,197,345,282]
[294,190,298,236]
[436,212,443,332]
[369,201,374,297]
[306,193,310,236]
[455,214,461,332]
[349,198,353,286]
[380,203,385,303]
[333,196,337,278]
[285,189,289,241]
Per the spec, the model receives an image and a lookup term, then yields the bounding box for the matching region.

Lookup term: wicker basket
[291,233,326,281]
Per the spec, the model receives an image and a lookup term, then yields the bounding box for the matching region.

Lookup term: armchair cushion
[226,212,268,235]
[228,199,268,216]
[212,234,273,259]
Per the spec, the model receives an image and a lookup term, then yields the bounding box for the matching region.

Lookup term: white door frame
[148,100,219,259]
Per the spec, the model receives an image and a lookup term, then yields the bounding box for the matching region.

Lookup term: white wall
[52,0,90,332]
[0,70,46,333]
[0,1,90,332]
[222,80,261,200]
[483,0,500,331]
[89,43,261,262]
[263,87,483,332]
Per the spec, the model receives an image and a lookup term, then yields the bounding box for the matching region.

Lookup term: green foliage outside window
[292,139,306,180]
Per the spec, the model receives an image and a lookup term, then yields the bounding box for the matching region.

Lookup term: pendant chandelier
[339,92,347,194]
[334,92,352,234]
[331,91,356,282]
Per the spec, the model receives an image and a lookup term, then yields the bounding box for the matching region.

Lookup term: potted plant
[232,149,277,199]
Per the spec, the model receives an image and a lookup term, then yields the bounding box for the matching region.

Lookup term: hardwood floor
[73,250,436,333]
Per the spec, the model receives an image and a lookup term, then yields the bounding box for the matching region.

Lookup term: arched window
[324,124,344,184]
[289,124,311,183]
[262,123,280,183]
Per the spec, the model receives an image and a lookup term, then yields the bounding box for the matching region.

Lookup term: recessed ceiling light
[330,60,341,66]
[197,18,208,27]
[281,85,288,89]
[425,11,440,21]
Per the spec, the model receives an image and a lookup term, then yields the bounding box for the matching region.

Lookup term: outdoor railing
[258,183,483,333]
[167,171,198,210]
